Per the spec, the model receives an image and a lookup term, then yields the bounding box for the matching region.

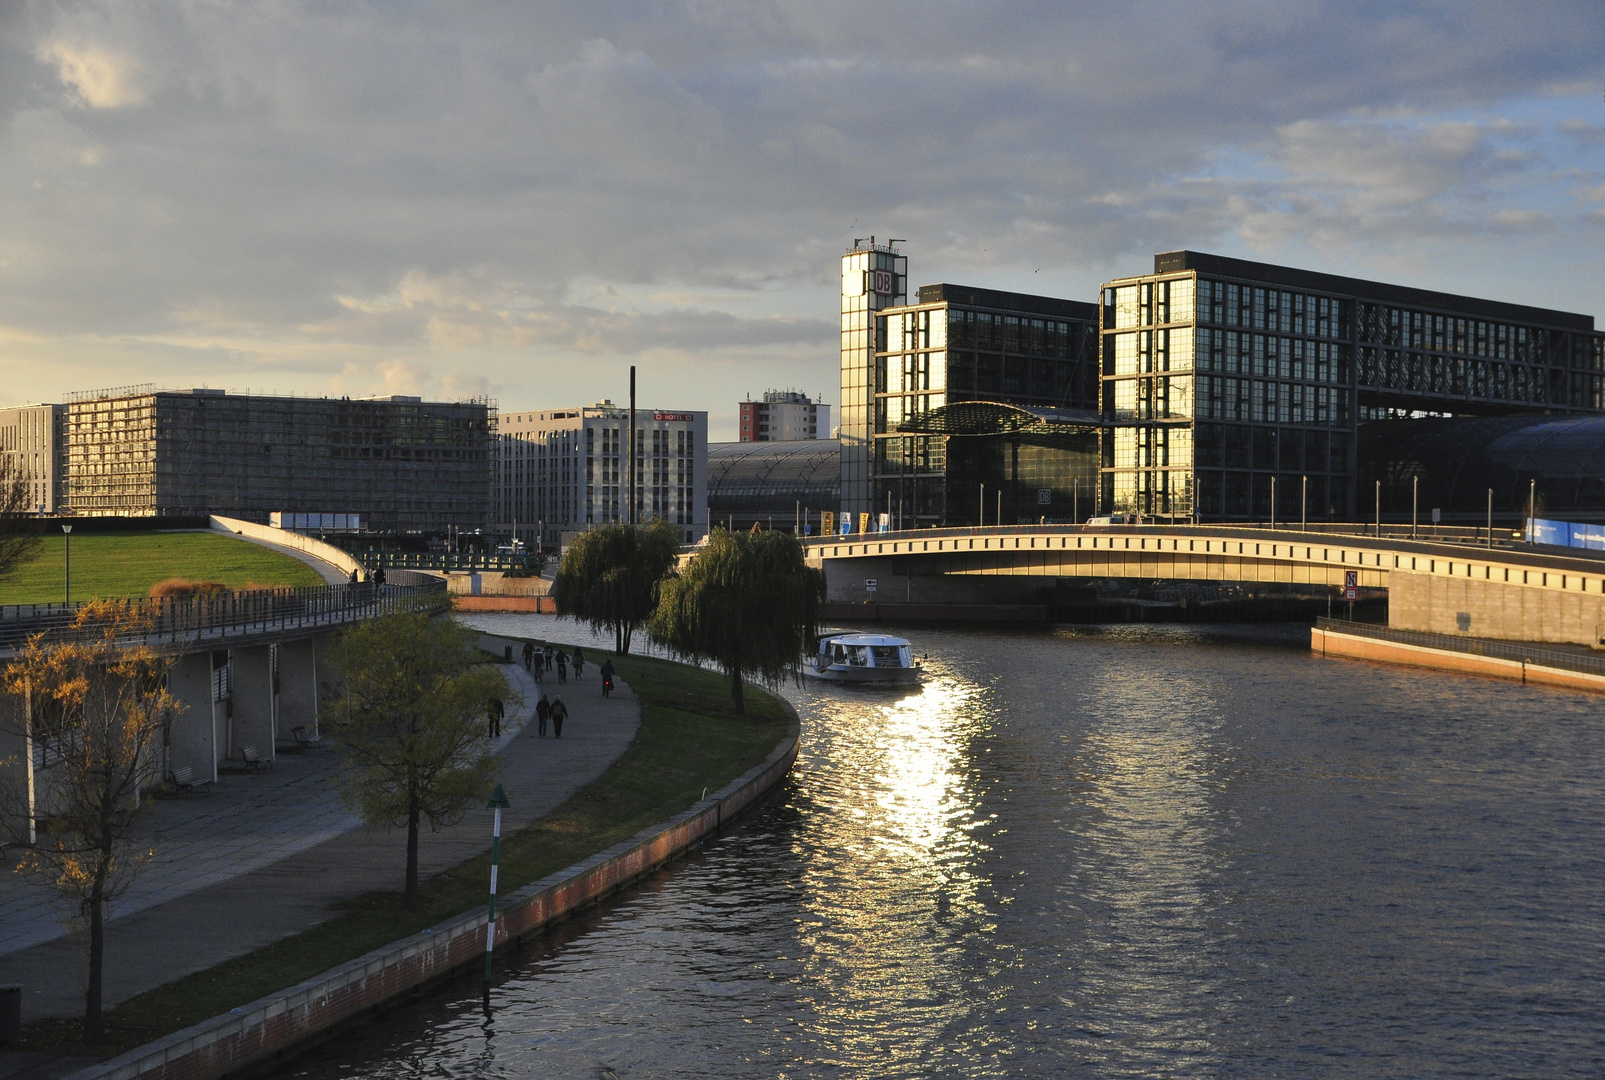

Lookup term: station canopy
[895,400,1103,438]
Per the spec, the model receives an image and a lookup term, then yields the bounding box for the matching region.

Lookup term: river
[287,618,1605,1078]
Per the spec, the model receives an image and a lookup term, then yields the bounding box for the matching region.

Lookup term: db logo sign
[873,270,894,295]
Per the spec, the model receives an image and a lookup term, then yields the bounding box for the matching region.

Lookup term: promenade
[0,635,636,1026]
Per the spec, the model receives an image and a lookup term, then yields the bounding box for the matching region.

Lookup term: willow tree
[649,528,824,712]
[327,613,507,908]
[1,601,180,1037]
[552,519,682,654]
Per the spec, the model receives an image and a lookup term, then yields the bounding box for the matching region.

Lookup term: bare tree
[0,456,42,582]
[1,601,181,1036]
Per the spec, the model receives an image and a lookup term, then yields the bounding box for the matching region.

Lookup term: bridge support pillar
[276,637,320,749]
[230,645,276,766]
[167,652,223,783]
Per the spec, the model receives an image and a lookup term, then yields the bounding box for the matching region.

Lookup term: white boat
[803,632,923,685]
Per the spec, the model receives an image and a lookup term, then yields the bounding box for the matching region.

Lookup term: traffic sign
[1343,570,1358,601]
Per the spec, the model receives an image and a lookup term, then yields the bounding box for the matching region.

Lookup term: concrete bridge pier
[167,652,224,783]
[275,637,320,749]
[229,645,276,766]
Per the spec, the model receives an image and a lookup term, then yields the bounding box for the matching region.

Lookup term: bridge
[803,523,1605,648]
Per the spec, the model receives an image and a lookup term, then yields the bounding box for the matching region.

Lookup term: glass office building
[840,242,1101,529]
[1101,251,1605,522]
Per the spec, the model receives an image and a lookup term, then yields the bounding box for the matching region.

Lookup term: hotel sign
[653,412,694,422]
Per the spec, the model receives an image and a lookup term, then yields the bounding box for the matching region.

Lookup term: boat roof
[821,633,910,646]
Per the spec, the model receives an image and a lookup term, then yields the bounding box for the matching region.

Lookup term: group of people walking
[521,641,585,684]
[493,640,615,741]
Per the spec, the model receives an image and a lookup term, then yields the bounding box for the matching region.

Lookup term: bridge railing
[0,579,449,653]
[1316,617,1605,677]
[357,550,542,573]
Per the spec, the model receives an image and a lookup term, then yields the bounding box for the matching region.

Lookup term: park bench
[291,725,322,750]
[170,766,212,796]
[239,744,271,772]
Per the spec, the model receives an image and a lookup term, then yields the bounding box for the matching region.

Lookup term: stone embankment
[1312,624,1605,693]
[67,704,800,1080]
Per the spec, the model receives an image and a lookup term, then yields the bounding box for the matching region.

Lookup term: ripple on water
[288,619,1605,1078]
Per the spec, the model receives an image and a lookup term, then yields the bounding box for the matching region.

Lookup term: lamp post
[1528,478,1536,544]
[1270,476,1276,530]
[979,483,985,527]
[62,524,72,605]
[1487,488,1493,549]
[1301,475,1307,532]
[1412,475,1418,539]
[1375,480,1381,537]
[484,782,511,985]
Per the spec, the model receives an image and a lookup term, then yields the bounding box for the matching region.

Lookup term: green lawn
[15,643,791,1058]
[0,531,323,604]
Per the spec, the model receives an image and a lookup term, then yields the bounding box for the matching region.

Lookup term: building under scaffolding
[63,386,491,532]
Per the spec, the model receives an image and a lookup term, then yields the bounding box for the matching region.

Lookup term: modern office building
[738,390,828,442]
[0,404,65,514]
[1100,251,1605,522]
[707,439,840,533]
[62,387,491,531]
[492,401,707,547]
[840,240,1102,529]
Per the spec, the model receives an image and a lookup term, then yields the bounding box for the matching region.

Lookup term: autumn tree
[551,519,682,654]
[0,456,41,582]
[0,601,181,1037]
[327,613,508,908]
[649,528,823,712]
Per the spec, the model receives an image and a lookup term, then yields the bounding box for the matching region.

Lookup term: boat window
[848,646,871,666]
[871,646,901,667]
[899,645,913,668]
[832,643,847,663]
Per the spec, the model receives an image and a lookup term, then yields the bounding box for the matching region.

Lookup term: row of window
[1355,302,1602,367]
[1195,377,1352,426]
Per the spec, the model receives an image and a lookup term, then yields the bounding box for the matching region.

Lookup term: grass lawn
[15,642,791,1059]
[0,531,322,604]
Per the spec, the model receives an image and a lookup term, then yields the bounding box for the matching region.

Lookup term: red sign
[873,269,894,295]
[1343,570,1358,601]
[653,412,694,422]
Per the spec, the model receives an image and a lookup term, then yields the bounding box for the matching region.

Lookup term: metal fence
[0,579,449,653]
[1315,617,1605,677]
[358,550,541,573]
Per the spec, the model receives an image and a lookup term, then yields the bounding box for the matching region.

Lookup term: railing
[1315,617,1605,677]
[357,550,542,573]
[0,579,449,653]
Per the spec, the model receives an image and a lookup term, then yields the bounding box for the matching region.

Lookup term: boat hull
[802,664,922,685]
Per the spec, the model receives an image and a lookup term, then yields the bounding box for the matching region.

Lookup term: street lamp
[62,524,72,605]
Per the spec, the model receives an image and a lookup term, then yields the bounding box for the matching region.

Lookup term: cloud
[0,2,1602,426]
[36,38,146,109]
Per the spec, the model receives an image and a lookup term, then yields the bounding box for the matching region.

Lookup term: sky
[2,2,1603,440]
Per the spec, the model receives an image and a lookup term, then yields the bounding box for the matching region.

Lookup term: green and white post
[484,783,511,984]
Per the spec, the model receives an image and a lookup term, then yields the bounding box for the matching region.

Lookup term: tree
[327,613,508,908]
[1,601,180,1037]
[551,519,682,654]
[0,456,41,582]
[649,528,824,713]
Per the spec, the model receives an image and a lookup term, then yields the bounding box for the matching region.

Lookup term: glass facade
[871,284,1099,526]
[1102,252,1605,522]
[839,242,907,519]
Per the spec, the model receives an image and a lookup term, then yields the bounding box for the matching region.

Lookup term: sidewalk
[0,634,637,1024]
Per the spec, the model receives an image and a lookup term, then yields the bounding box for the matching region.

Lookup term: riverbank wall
[1312,625,1605,694]
[69,705,802,1080]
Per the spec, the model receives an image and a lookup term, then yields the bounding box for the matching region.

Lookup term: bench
[170,766,212,795]
[291,725,322,750]
[240,744,271,772]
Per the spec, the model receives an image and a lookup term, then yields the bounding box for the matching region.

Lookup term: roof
[909,284,1098,322]
[895,400,1103,437]
[706,439,841,499]
[1145,251,1595,333]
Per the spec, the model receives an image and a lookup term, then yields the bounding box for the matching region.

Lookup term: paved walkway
[0,634,637,1024]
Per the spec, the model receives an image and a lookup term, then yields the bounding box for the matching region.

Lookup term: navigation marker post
[484,783,511,986]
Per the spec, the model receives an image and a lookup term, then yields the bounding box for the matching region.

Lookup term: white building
[0,404,65,514]
[738,390,829,442]
[492,400,708,549]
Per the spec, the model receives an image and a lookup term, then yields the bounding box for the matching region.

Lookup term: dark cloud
[1,1,1602,429]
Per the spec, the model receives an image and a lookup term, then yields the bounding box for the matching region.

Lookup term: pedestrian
[486,696,504,738]
[532,649,545,681]
[572,647,586,681]
[550,695,568,738]
[544,645,555,673]
[600,658,615,698]
[347,567,359,586]
[522,641,534,672]
[556,650,568,683]
[536,693,551,737]
[374,565,387,587]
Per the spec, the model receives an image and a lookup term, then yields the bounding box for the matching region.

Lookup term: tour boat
[804,632,923,685]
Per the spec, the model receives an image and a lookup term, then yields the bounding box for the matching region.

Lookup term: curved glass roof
[896,400,1102,437]
[707,439,841,501]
